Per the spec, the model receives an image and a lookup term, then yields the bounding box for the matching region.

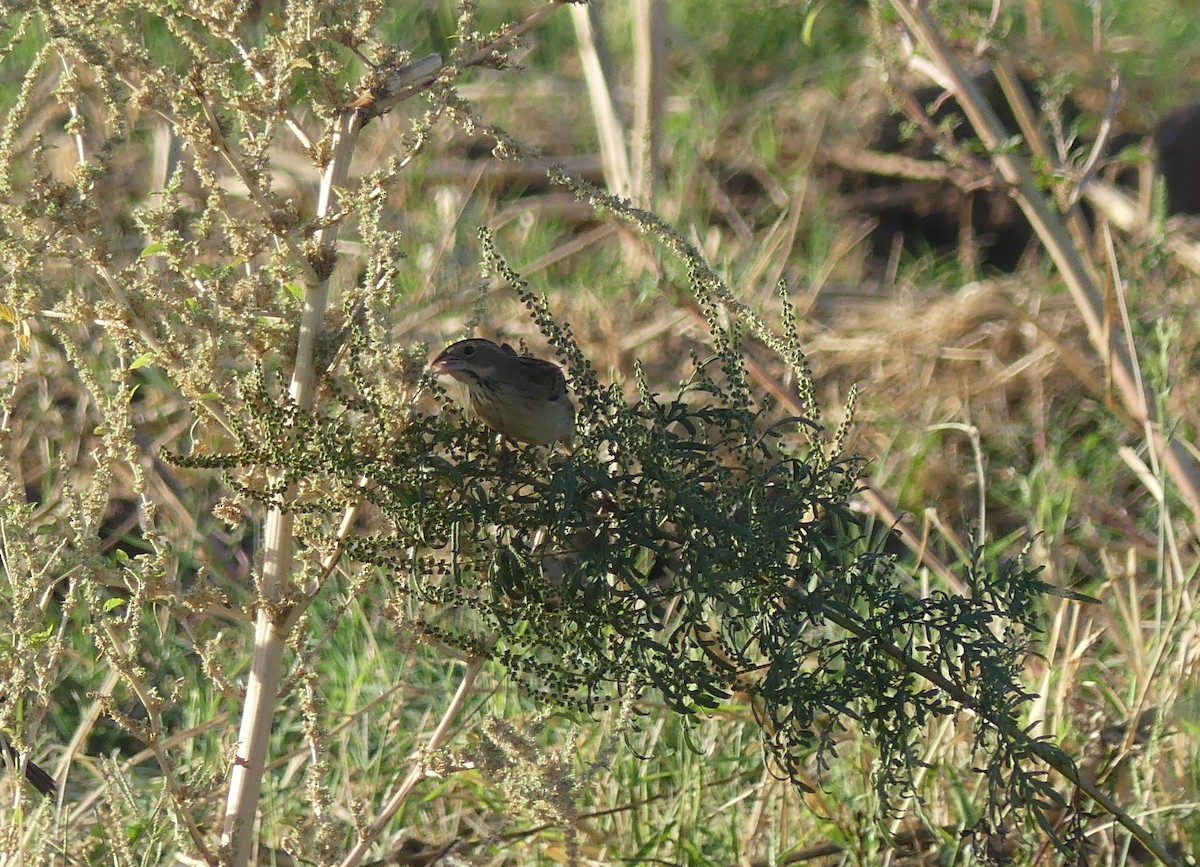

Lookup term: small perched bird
[431,338,575,446]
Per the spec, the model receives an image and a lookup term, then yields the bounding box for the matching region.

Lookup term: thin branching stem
[338,656,487,867]
[819,601,1181,867]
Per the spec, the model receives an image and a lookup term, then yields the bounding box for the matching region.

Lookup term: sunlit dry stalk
[888,0,1200,532]
[570,3,632,198]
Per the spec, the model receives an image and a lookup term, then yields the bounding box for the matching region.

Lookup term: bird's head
[431,338,515,382]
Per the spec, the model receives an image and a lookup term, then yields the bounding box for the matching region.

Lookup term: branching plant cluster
[172,221,1066,855]
[0,1,1163,863]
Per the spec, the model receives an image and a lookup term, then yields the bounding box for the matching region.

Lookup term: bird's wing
[521,358,568,400]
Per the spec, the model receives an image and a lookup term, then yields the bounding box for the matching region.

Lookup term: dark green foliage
[3,1,1134,858]
[168,233,1065,844]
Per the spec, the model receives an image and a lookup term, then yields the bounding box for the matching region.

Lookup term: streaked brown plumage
[431,338,575,446]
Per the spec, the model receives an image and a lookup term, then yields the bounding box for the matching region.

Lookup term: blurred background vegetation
[2,0,1199,864]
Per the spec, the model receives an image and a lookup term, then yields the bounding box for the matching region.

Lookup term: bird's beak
[430,351,457,375]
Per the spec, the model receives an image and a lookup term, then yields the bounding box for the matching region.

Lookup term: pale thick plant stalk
[218,84,366,859]
[630,0,665,206]
[213,17,557,859]
[571,3,632,198]
[572,0,665,205]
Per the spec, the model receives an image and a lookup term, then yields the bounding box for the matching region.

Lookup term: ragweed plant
[0,1,1176,865]
[171,221,1098,860]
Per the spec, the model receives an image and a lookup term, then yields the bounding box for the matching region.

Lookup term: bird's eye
[462,345,475,356]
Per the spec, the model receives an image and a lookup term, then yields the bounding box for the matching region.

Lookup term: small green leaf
[129,352,154,370]
[283,282,304,300]
[801,0,827,46]
[1034,581,1099,605]
[29,624,54,643]
[139,241,166,258]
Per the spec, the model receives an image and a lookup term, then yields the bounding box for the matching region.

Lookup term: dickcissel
[431,338,575,446]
